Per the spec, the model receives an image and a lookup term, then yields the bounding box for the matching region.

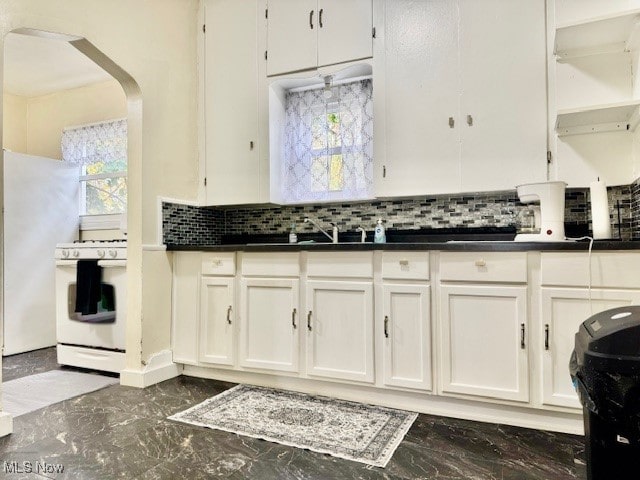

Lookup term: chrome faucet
[356,227,366,243]
[304,217,338,243]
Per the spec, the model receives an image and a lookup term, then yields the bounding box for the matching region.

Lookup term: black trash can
[570,306,640,480]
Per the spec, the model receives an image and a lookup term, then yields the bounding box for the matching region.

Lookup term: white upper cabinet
[316,0,373,68]
[203,0,262,205]
[266,0,373,76]
[266,0,317,76]
[374,0,461,197]
[458,0,547,192]
[375,0,547,197]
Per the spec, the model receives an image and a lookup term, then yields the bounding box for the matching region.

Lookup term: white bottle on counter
[289,223,298,243]
[374,219,386,244]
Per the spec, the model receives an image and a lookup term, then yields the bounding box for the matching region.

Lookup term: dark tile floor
[1,348,587,479]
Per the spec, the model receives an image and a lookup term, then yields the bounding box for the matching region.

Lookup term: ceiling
[3,33,113,97]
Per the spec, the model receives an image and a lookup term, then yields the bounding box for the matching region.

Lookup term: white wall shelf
[555,100,640,136]
[555,8,640,60]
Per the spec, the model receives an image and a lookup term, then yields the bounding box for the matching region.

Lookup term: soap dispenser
[289,223,298,244]
[374,219,386,244]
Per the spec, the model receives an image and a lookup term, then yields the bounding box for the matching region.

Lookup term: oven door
[56,259,127,350]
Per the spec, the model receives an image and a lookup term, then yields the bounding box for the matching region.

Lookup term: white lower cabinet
[239,277,300,373]
[380,284,432,391]
[540,287,640,409]
[439,284,529,402]
[305,280,374,383]
[172,249,640,434]
[199,277,235,366]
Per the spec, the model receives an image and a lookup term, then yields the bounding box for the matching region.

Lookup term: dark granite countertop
[165,227,640,252]
[166,241,640,253]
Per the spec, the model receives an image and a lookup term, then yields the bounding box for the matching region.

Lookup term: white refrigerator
[3,151,79,356]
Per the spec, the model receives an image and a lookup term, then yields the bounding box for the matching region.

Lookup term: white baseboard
[120,350,183,388]
[182,365,585,435]
[0,411,13,437]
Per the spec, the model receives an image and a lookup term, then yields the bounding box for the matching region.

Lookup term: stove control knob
[72,250,80,258]
[97,250,106,258]
[108,250,117,258]
[62,249,70,259]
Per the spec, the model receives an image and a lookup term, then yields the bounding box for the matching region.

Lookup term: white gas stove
[55,239,127,373]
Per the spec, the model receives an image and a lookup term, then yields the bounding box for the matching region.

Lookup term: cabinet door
[381,284,432,391]
[239,277,300,373]
[375,0,461,197]
[317,0,372,68]
[440,284,529,402]
[541,287,640,409]
[306,280,374,383]
[204,0,260,205]
[199,277,235,366]
[458,0,547,191]
[267,0,317,76]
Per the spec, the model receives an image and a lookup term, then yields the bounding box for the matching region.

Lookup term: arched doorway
[0,28,142,435]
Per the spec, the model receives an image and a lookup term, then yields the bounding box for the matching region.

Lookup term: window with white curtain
[282,79,373,203]
[61,118,127,215]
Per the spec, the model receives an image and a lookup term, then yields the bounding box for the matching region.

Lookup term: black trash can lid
[583,306,640,357]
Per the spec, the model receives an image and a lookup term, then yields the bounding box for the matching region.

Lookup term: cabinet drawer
[307,252,373,278]
[440,252,527,283]
[201,252,236,276]
[241,252,300,277]
[541,251,640,288]
[382,252,430,281]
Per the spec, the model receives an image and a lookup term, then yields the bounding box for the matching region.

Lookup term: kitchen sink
[246,242,367,246]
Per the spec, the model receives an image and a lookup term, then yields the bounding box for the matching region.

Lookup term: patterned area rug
[168,384,417,467]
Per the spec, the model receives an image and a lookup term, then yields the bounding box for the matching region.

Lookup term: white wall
[26,80,126,159]
[2,93,27,152]
[0,0,201,399]
[3,81,127,240]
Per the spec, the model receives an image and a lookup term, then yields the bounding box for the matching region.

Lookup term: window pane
[311,116,326,150]
[329,155,343,191]
[283,79,373,203]
[85,158,127,176]
[311,156,328,192]
[84,177,127,215]
[327,112,341,149]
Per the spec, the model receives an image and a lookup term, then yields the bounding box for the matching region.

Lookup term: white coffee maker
[514,181,567,242]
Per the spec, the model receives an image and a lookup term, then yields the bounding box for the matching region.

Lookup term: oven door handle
[98,260,127,268]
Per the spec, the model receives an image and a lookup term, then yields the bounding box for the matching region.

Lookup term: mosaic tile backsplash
[163,184,636,245]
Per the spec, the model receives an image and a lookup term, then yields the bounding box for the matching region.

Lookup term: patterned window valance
[61,118,127,166]
[282,79,373,203]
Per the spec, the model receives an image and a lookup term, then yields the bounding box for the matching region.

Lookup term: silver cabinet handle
[449,117,455,128]
[249,141,254,150]
[475,259,486,267]
[520,323,525,349]
[309,10,314,29]
[226,305,232,324]
[307,311,312,331]
[384,315,389,338]
[319,8,323,27]
[292,308,297,329]
[467,114,473,126]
